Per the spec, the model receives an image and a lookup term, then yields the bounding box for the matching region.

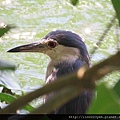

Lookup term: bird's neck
[48,55,78,71]
[45,46,90,81]
[46,56,87,81]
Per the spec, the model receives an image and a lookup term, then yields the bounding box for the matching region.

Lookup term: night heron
[8,30,93,114]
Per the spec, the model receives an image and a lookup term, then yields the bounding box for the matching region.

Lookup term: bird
[8,30,94,114]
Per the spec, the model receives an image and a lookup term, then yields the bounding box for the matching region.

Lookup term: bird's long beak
[7,41,47,53]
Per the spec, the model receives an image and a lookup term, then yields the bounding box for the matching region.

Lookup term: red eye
[47,41,57,48]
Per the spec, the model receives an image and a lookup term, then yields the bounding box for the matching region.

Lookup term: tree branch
[0,52,120,114]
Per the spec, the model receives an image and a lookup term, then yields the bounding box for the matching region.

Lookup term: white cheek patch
[46,45,81,80]
[46,45,81,63]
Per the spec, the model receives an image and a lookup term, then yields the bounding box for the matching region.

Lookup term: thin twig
[90,15,116,57]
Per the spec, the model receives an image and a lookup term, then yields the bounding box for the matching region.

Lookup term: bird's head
[8,30,90,65]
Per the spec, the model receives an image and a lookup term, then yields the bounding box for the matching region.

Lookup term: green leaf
[88,84,120,114]
[0,93,34,112]
[0,24,16,37]
[23,104,35,112]
[113,79,120,97]
[70,0,79,6]
[111,0,120,26]
[0,60,16,70]
[0,93,16,102]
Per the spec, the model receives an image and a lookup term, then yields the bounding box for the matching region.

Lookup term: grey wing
[44,59,94,114]
[54,60,94,114]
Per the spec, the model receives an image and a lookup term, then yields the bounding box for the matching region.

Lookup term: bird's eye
[47,41,57,48]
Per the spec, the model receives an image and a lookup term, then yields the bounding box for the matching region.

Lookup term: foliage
[111,0,120,26]
[113,78,120,97]
[70,0,79,6]
[0,24,34,113]
[0,23,15,37]
[88,84,120,114]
